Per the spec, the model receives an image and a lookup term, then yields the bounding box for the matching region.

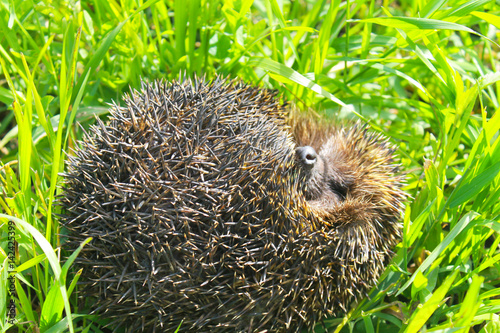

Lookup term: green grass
[0,0,499,332]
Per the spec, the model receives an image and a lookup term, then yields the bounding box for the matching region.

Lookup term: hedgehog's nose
[296,146,317,168]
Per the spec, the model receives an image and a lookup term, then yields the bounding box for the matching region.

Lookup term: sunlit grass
[0,0,499,332]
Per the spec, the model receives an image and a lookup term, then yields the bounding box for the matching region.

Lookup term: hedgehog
[61,76,406,332]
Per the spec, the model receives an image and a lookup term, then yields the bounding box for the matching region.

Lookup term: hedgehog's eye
[329,180,347,201]
[296,146,317,169]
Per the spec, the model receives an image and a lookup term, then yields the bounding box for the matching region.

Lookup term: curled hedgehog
[61,76,406,332]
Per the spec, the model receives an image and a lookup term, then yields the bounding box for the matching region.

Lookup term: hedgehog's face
[296,145,349,207]
[295,127,405,232]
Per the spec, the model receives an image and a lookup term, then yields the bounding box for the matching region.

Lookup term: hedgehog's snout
[296,145,326,203]
[296,146,317,169]
[297,144,349,206]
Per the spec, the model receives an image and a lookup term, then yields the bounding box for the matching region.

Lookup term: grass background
[0,0,499,332]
